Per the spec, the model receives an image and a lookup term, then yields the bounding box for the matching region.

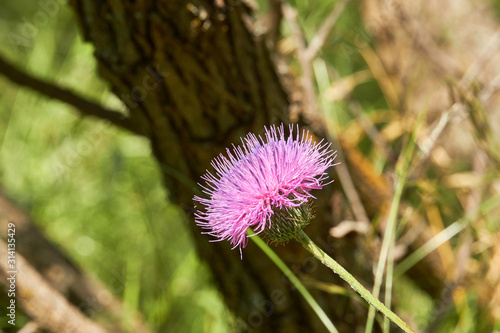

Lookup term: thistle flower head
[194,124,337,253]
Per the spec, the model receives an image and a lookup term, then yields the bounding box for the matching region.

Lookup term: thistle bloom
[193,125,415,333]
[194,124,337,252]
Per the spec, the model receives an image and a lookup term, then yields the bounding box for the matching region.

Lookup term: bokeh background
[1,0,500,332]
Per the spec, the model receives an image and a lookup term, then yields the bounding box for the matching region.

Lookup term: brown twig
[303,0,350,62]
[0,190,153,333]
[460,28,500,87]
[401,25,500,168]
[414,28,500,169]
[282,4,320,125]
[17,321,39,333]
[283,3,369,223]
[349,101,390,160]
[264,0,284,51]
[0,238,108,333]
[0,54,147,137]
[416,102,465,165]
[331,140,371,223]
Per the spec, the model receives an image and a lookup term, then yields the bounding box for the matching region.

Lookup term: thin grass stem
[295,230,415,333]
[365,115,422,333]
[248,229,339,333]
[383,231,396,333]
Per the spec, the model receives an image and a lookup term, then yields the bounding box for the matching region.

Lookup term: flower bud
[262,203,314,244]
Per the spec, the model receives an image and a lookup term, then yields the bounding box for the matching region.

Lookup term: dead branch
[0,190,152,333]
[0,54,147,137]
[283,3,371,224]
[0,237,107,333]
[303,0,351,62]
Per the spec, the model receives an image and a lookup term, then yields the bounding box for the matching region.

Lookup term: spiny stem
[295,230,415,333]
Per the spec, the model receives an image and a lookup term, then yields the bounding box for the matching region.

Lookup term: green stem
[295,230,415,333]
[383,231,396,333]
[248,229,339,333]
[366,175,405,332]
[366,120,421,332]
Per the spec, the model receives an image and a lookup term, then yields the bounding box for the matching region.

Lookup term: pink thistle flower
[194,124,337,253]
